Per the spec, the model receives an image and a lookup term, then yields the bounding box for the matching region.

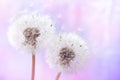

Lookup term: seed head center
[23,27,40,47]
[59,47,75,66]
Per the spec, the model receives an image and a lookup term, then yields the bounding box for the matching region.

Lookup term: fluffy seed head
[8,12,55,53]
[46,33,89,72]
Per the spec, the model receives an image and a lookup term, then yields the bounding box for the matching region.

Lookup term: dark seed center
[23,27,40,47]
[59,47,75,66]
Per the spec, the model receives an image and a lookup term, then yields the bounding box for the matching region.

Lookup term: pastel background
[0,0,120,80]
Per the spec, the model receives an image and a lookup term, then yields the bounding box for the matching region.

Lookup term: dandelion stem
[31,54,35,80]
[55,72,61,80]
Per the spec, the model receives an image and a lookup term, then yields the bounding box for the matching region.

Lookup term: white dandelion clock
[7,13,55,80]
[8,13,55,53]
[46,33,89,80]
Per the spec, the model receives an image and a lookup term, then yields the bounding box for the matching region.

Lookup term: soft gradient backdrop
[0,0,120,80]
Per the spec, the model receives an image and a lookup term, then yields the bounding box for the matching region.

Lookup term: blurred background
[0,0,120,80]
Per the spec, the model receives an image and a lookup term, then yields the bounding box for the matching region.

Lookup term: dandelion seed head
[8,12,55,53]
[46,33,89,72]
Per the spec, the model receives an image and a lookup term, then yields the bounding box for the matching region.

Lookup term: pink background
[0,0,120,80]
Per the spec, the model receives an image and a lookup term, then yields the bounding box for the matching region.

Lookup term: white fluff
[46,33,89,73]
[8,13,55,53]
